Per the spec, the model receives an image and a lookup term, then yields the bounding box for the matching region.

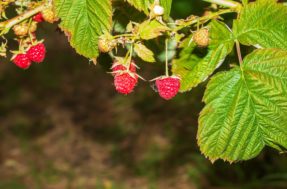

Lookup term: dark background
[0,0,286,188]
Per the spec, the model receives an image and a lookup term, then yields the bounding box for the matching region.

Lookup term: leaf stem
[236,40,243,65]
[203,0,241,8]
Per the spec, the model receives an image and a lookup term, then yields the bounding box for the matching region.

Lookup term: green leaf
[126,0,172,19]
[234,0,287,49]
[198,49,287,162]
[159,0,172,19]
[126,0,152,15]
[134,43,156,62]
[54,0,112,58]
[138,20,170,40]
[172,20,234,92]
[242,0,248,6]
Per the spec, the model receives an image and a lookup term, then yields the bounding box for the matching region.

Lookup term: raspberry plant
[0,0,287,163]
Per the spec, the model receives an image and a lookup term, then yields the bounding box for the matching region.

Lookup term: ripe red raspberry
[33,13,44,23]
[27,43,46,63]
[114,73,138,94]
[12,54,31,69]
[155,76,180,100]
[112,62,136,73]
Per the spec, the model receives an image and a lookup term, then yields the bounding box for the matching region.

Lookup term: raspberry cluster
[11,9,53,70]
[12,43,46,70]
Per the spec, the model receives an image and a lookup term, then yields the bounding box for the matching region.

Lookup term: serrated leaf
[138,20,170,40]
[134,43,155,62]
[234,0,287,49]
[54,0,112,58]
[172,20,234,92]
[126,0,172,19]
[198,49,287,162]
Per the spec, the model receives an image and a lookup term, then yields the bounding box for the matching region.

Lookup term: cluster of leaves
[1,0,286,163]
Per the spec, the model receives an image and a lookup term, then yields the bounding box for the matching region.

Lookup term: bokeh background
[0,0,287,188]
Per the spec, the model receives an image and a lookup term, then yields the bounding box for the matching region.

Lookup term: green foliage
[134,43,156,62]
[126,0,153,15]
[234,0,287,49]
[126,0,172,19]
[172,20,234,92]
[138,20,170,40]
[37,0,287,162]
[198,49,287,162]
[242,0,249,6]
[54,0,112,58]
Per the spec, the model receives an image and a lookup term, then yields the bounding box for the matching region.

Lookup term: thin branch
[173,8,235,32]
[0,2,51,35]
[203,0,241,8]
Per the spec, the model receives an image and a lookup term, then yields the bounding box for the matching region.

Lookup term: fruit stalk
[165,38,169,77]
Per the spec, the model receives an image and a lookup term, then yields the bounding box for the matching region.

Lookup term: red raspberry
[33,13,44,23]
[112,62,136,73]
[27,43,46,63]
[114,73,138,94]
[155,76,180,100]
[12,54,31,69]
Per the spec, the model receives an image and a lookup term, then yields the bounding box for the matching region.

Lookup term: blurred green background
[0,0,286,189]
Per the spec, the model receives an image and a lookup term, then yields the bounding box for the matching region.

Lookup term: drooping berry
[193,28,209,47]
[42,8,55,23]
[27,43,46,63]
[155,76,180,100]
[114,72,138,95]
[12,54,31,69]
[33,13,44,22]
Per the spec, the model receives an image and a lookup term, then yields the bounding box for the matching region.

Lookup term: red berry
[114,73,138,94]
[27,43,46,63]
[112,62,136,73]
[155,76,180,100]
[33,13,44,22]
[12,54,31,69]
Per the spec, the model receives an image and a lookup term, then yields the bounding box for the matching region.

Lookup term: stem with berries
[0,2,51,36]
